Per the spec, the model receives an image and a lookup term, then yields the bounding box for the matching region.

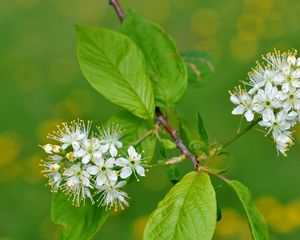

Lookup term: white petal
[120,167,132,179]
[107,170,118,181]
[287,111,297,120]
[282,65,290,75]
[106,157,115,168]
[82,177,90,187]
[43,144,53,154]
[93,151,102,159]
[99,144,109,153]
[288,55,296,65]
[292,69,300,79]
[128,146,137,157]
[262,108,275,122]
[74,149,86,158]
[115,157,128,167]
[87,165,99,175]
[116,141,123,148]
[109,144,118,157]
[117,181,127,188]
[292,79,300,88]
[96,174,107,186]
[273,74,285,84]
[135,165,145,177]
[265,82,273,95]
[71,165,81,173]
[232,105,245,115]
[72,141,80,150]
[230,95,240,105]
[82,155,91,164]
[94,157,104,166]
[244,110,254,122]
[62,143,69,150]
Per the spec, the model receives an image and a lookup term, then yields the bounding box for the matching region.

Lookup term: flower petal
[109,144,118,157]
[232,105,245,115]
[87,165,99,175]
[244,110,254,122]
[96,174,107,186]
[115,157,128,167]
[127,146,137,157]
[135,165,145,177]
[120,167,132,179]
[82,155,91,164]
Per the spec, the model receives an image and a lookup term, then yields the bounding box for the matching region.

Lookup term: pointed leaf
[144,172,216,240]
[122,11,187,109]
[51,192,109,240]
[76,25,155,119]
[227,180,269,240]
[179,119,191,147]
[197,113,209,151]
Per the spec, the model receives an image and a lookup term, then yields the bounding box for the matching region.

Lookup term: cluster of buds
[40,120,145,209]
[230,50,300,155]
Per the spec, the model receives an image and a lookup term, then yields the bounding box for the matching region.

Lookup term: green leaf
[166,165,181,185]
[197,113,209,151]
[182,51,215,88]
[227,180,269,240]
[122,11,188,109]
[51,192,109,240]
[161,138,177,150]
[179,119,191,147]
[144,172,216,240]
[108,111,156,163]
[76,25,155,119]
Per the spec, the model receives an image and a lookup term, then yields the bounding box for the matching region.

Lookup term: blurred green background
[1,0,300,239]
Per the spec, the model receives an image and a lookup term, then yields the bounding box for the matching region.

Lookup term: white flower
[230,49,300,155]
[48,120,91,150]
[98,124,123,157]
[62,164,93,206]
[116,146,145,180]
[40,119,146,210]
[97,181,129,210]
[75,138,102,164]
[41,144,53,154]
[272,130,293,156]
[87,157,118,187]
[40,156,62,191]
[230,88,255,121]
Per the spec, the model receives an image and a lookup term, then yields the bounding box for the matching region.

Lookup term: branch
[109,0,125,22]
[156,107,199,169]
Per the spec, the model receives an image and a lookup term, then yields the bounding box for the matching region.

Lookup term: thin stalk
[221,117,261,149]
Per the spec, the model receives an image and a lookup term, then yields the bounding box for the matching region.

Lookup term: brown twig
[156,107,199,169]
[109,0,125,22]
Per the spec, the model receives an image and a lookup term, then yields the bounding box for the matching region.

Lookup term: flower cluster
[230,50,300,156]
[40,120,146,209]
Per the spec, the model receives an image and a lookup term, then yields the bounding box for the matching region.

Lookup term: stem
[200,166,229,182]
[156,107,199,169]
[109,0,125,22]
[221,117,261,149]
[133,124,159,146]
